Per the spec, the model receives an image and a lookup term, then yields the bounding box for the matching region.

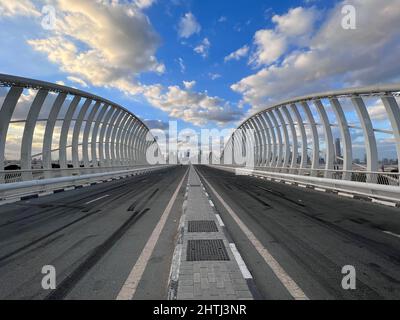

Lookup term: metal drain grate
[186,239,230,261]
[188,220,218,232]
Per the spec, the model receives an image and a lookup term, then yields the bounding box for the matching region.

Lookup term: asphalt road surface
[1,164,399,300]
[0,166,187,300]
[195,165,400,300]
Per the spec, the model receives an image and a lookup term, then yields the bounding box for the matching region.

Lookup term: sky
[0,0,400,161]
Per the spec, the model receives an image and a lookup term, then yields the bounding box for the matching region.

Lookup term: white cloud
[143,85,241,126]
[272,7,316,36]
[209,73,221,80]
[3,0,241,128]
[178,12,201,38]
[67,76,88,88]
[249,29,287,66]
[133,0,156,9]
[177,57,186,73]
[224,45,249,62]
[27,0,164,96]
[0,0,40,17]
[194,38,210,58]
[249,6,317,67]
[232,0,400,116]
[218,16,227,23]
[183,80,196,90]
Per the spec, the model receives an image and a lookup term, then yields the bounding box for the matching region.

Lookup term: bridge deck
[0,165,399,299]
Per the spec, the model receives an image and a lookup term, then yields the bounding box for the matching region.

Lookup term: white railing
[1,165,152,184]
[0,165,174,201]
[211,164,400,203]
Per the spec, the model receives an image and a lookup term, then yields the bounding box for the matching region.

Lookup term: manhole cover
[188,220,218,232]
[186,239,230,261]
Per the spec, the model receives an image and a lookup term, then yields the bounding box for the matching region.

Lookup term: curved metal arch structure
[0,74,160,183]
[222,84,400,187]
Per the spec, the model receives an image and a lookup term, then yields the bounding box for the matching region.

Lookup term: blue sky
[0,0,399,160]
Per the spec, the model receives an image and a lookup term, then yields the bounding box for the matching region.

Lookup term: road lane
[196,165,400,300]
[0,166,186,300]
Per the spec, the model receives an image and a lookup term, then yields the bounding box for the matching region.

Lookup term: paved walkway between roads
[168,165,254,300]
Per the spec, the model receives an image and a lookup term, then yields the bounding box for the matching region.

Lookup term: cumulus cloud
[0,0,40,17]
[183,80,196,90]
[143,85,242,126]
[4,0,241,127]
[224,45,249,62]
[249,29,287,66]
[232,0,400,116]
[194,38,210,58]
[272,6,316,36]
[67,76,88,88]
[178,12,201,38]
[28,0,164,95]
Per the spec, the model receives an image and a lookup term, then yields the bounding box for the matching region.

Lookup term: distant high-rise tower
[335,138,342,163]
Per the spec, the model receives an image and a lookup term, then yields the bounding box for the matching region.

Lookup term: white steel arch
[0,74,160,183]
[222,84,400,187]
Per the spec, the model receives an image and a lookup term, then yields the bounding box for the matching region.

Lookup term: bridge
[0,74,399,300]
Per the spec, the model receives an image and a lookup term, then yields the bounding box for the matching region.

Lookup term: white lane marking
[117,168,188,300]
[197,170,309,300]
[209,199,215,207]
[372,199,397,207]
[229,243,252,279]
[84,194,110,205]
[338,192,354,198]
[215,214,225,227]
[383,231,400,239]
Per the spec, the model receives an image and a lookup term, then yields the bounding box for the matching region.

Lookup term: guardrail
[250,166,400,186]
[210,165,400,204]
[0,165,174,202]
[1,165,153,184]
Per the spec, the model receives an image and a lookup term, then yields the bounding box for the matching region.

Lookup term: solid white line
[383,231,400,239]
[197,170,309,300]
[84,194,110,205]
[116,168,188,300]
[229,243,252,279]
[215,214,225,227]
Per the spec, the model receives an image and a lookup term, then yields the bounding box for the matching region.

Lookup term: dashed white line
[84,194,110,204]
[198,170,309,300]
[383,230,400,239]
[116,168,188,300]
[209,199,215,207]
[229,243,253,279]
[215,214,225,227]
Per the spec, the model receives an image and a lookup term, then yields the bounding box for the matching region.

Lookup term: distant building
[335,138,342,164]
